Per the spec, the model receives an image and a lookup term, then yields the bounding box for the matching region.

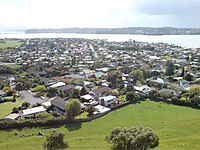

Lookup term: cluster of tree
[106,126,159,150]
[107,70,124,89]
[0,65,14,74]
[180,86,200,105]
[130,69,145,84]
[43,131,69,150]
[12,102,31,113]
[126,92,147,102]
[26,27,200,35]
[165,61,175,76]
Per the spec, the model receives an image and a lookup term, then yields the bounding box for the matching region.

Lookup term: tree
[43,131,69,150]
[126,92,134,102]
[180,67,185,77]
[148,88,159,99]
[131,69,145,84]
[126,92,140,102]
[47,87,58,98]
[107,71,122,88]
[106,126,159,150]
[159,89,174,99]
[165,61,174,76]
[31,85,46,92]
[65,99,81,120]
[85,105,95,117]
[3,86,15,96]
[184,73,193,81]
[72,88,80,98]
[112,89,119,96]
[15,82,23,91]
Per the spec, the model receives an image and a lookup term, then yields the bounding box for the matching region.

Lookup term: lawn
[1,100,200,150]
[0,40,23,49]
[0,101,22,119]
[4,64,21,69]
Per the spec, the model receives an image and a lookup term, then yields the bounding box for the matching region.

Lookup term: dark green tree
[165,61,174,76]
[184,73,193,81]
[106,126,159,150]
[43,131,69,150]
[47,87,58,98]
[181,67,185,77]
[15,82,23,91]
[72,88,80,98]
[126,92,134,102]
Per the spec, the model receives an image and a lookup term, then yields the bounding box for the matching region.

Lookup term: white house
[99,95,117,107]
[134,85,150,93]
[21,106,47,118]
[4,113,19,120]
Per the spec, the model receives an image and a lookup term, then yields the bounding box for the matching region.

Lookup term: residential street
[20,90,48,104]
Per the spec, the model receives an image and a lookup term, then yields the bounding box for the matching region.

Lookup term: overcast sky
[0,0,200,29]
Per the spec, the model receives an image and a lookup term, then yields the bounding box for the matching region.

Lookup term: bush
[159,89,174,99]
[31,85,46,92]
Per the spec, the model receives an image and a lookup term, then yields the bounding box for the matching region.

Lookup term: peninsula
[26,27,200,35]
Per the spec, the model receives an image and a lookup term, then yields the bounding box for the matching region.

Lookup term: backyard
[0,100,200,150]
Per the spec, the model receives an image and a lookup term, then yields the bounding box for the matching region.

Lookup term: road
[20,90,49,104]
[90,43,98,58]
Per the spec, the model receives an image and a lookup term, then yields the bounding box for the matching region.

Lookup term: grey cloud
[134,0,200,16]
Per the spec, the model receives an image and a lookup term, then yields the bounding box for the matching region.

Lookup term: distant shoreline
[25,27,200,35]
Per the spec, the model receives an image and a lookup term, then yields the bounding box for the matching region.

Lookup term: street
[20,90,49,104]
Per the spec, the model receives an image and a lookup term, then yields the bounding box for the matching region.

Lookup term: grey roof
[57,85,75,91]
[0,90,6,95]
[50,97,66,111]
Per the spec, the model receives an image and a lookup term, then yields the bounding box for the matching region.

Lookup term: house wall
[104,98,117,107]
[53,106,65,115]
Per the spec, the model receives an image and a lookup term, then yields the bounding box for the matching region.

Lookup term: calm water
[0,33,200,48]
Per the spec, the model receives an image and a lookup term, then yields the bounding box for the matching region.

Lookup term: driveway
[20,90,49,104]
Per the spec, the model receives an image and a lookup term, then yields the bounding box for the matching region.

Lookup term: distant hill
[25,27,200,35]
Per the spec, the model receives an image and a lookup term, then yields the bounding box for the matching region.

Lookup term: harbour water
[0,33,200,48]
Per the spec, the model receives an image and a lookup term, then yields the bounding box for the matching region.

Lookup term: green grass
[161,56,175,60]
[76,112,89,119]
[0,101,22,118]
[0,40,22,49]
[4,64,21,69]
[1,100,200,149]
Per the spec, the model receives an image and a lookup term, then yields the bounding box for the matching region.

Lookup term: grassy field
[4,63,21,69]
[0,40,22,49]
[1,100,200,150]
[0,101,22,118]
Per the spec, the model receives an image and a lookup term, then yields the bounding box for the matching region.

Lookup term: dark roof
[57,85,75,91]
[92,87,111,95]
[50,96,66,111]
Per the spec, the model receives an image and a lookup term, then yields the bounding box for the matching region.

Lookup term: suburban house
[99,95,117,107]
[50,96,67,115]
[80,94,94,102]
[90,87,111,100]
[21,106,47,118]
[0,90,6,97]
[57,85,75,97]
[134,85,150,93]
